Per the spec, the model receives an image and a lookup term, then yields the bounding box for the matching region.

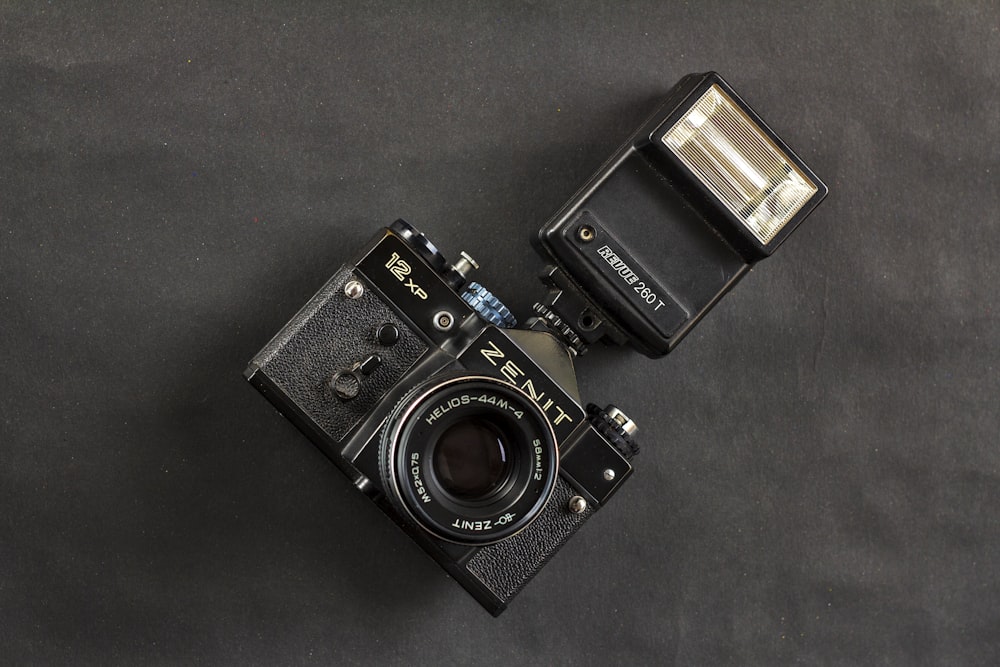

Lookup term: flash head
[535,72,827,358]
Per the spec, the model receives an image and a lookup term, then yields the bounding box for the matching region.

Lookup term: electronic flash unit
[537,71,828,358]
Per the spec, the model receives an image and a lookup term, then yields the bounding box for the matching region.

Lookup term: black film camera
[245,72,827,615]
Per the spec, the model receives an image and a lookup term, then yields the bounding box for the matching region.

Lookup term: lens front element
[432,417,512,500]
[380,375,559,545]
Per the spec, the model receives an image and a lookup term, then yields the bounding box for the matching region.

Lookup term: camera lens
[379,375,559,545]
[432,417,511,500]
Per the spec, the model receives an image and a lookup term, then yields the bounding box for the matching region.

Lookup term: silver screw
[568,495,588,514]
[603,469,616,482]
[344,280,364,299]
[433,310,454,331]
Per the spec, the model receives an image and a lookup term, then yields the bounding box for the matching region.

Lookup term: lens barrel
[380,375,559,545]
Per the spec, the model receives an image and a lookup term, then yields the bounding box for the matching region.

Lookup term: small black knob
[376,323,400,346]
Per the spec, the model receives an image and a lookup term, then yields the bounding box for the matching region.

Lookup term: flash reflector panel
[662,84,818,245]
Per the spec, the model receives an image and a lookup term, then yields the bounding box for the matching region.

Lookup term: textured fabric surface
[2,2,999,665]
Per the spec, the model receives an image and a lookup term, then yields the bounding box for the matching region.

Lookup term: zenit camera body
[245,72,827,616]
[246,218,637,616]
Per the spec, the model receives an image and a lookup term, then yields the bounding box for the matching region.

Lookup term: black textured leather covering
[465,477,592,604]
[251,267,427,443]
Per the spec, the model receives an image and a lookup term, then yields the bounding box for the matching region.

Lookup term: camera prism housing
[245,72,826,615]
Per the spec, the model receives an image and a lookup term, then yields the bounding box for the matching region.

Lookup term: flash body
[535,72,827,357]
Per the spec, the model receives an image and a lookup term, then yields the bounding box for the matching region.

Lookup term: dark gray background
[2,2,998,664]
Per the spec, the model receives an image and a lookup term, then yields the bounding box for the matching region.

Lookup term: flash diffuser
[662,84,818,245]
